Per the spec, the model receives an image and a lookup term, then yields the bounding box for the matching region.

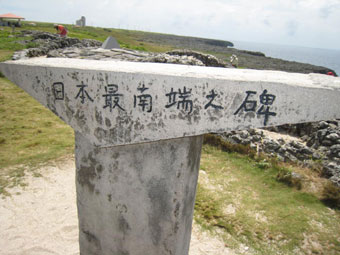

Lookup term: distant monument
[76,16,86,27]
[101,36,120,49]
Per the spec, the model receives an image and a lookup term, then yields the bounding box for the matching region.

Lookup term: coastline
[127,32,338,76]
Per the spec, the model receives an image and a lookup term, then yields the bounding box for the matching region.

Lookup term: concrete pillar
[75,132,203,255]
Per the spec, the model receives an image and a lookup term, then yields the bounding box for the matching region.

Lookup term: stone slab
[1,58,340,147]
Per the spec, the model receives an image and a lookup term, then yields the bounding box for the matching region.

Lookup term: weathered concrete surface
[1,58,340,147]
[75,132,203,255]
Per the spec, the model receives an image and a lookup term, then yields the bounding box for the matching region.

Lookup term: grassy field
[1,21,340,254]
[196,145,340,254]
[0,77,74,194]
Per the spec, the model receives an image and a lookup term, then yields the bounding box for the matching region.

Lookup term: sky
[1,0,340,50]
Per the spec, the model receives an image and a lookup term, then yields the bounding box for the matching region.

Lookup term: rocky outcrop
[221,120,340,186]
[13,31,228,67]
[45,48,227,67]
[12,30,102,60]
[220,129,317,163]
[167,49,226,67]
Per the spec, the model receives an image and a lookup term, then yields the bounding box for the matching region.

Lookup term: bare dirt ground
[0,157,237,255]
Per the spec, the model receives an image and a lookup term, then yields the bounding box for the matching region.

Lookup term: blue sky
[1,0,340,50]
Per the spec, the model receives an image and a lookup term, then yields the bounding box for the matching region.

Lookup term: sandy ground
[0,158,235,255]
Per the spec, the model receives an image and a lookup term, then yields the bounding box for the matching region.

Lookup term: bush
[203,134,256,158]
[255,161,270,170]
[25,42,39,49]
[321,181,340,209]
[276,167,302,190]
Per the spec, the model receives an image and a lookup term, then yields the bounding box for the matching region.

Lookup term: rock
[330,145,340,158]
[239,130,249,139]
[289,140,304,150]
[292,172,303,180]
[47,50,62,58]
[301,135,310,142]
[167,49,226,67]
[32,32,58,40]
[276,154,285,161]
[300,147,313,155]
[285,153,298,162]
[326,133,339,142]
[319,121,330,129]
[251,135,262,142]
[230,134,242,144]
[330,176,340,186]
[317,129,328,140]
[250,143,257,150]
[263,138,280,152]
[312,152,322,160]
[323,162,340,178]
[321,139,333,146]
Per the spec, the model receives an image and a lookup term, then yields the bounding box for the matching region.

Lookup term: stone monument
[1,58,339,255]
[101,36,120,50]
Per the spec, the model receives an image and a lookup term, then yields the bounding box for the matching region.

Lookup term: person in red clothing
[54,24,67,37]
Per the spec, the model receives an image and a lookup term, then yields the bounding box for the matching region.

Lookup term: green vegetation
[19,21,174,52]
[195,145,340,254]
[1,21,339,254]
[0,77,74,194]
[0,21,175,64]
[0,30,27,52]
[321,181,340,209]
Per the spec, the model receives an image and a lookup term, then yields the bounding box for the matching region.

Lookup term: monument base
[75,132,203,255]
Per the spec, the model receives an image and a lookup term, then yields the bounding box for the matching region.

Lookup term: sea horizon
[231,40,340,75]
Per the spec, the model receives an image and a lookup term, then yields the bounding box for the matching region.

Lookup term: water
[232,41,340,75]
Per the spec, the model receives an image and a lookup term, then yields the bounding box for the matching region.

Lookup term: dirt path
[0,158,235,255]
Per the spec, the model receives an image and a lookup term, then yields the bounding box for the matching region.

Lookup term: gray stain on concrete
[77,151,102,194]
[105,117,112,127]
[82,229,102,253]
[95,107,103,125]
[147,177,171,246]
[118,214,131,236]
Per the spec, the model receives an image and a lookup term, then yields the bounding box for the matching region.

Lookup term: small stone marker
[1,58,340,255]
[101,36,120,49]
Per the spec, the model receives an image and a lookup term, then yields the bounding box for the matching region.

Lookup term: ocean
[232,41,340,76]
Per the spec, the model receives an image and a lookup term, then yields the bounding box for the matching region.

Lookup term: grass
[0,30,26,51]
[14,21,174,53]
[0,77,74,194]
[195,145,340,254]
